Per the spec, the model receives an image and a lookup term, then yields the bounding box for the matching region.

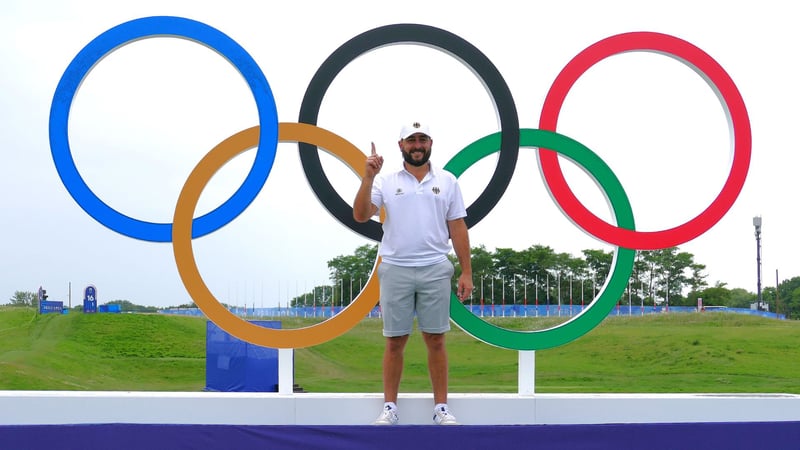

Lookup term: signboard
[83,285,97,313]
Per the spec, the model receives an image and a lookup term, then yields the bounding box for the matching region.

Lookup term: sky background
[1,0,797,308]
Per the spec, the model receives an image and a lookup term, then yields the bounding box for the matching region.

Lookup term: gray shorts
[377,259,454,337]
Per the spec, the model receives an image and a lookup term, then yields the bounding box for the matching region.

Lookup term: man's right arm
[353,142,382,223]
[353,175,378,223]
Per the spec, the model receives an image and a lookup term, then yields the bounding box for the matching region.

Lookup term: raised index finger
[371,142,376,155]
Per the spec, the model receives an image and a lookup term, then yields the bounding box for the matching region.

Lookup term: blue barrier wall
[162,305,785,320]
[205,320,281,392]
[97,304,121,313]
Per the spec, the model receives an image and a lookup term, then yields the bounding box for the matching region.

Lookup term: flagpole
[523,273,528,317]
[535,274,538,317]
[480,276,484,317]
[491,277,495,317]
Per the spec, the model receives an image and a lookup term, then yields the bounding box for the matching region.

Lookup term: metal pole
[513,275,516,307]
[535,274,539,317]
[754,216,763,310]
[581,277,584,309]
[546,273,550,317]
[523,273,527,317]
[557,272,561,316]
[775,269,780,315]
[480,276,484,317]
[502,275,506,317]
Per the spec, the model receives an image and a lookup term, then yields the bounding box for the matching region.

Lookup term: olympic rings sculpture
[49,16,750,350]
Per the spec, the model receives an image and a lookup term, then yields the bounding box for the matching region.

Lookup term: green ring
[445,129,636,350]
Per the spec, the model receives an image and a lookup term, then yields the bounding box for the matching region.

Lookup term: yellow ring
[172,123,380,348]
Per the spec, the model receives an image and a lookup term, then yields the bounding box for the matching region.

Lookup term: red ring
[539,32,751,249]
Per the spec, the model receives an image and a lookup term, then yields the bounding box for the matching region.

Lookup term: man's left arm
[448,218,473,301]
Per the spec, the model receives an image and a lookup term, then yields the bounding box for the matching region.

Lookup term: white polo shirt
[371,162,467,266]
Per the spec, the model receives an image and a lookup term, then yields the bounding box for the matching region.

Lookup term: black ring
[298,23,519,241]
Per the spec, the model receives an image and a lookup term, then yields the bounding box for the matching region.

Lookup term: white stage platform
[1,391,798,426]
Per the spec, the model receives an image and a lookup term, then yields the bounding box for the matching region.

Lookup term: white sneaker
[373,405,399,425]
[433,405,459,425]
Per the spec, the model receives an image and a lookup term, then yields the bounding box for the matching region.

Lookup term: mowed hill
[1,307,798,393]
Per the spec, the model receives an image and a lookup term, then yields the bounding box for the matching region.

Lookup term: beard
[402,148,431,167]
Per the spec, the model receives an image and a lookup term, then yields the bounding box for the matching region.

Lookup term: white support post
[517,350,535,395]
[278,348,294,395]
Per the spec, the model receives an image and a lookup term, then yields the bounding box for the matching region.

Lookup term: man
[353,121,473,426]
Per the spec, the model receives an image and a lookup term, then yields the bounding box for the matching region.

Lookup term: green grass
[1,306,798,394]
[0,307,206,390]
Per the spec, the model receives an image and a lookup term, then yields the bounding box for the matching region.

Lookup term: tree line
[289,243,799,319]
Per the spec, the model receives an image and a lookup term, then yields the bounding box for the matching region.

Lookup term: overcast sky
[2,0,797,308]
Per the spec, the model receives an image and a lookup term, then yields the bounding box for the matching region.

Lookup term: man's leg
[416,261,454,405]
[383,334,409,403]
[422,332,448,404]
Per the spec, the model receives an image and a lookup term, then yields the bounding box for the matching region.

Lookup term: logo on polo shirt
[432,187,441,195]
[395,188,404,196]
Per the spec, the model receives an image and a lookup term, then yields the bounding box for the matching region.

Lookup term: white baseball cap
[399,121,432,140]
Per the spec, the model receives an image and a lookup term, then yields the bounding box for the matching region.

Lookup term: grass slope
[1,307,798,394]
[0,307,206,390]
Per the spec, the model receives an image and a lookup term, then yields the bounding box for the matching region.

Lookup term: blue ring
[48,16,279,242]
